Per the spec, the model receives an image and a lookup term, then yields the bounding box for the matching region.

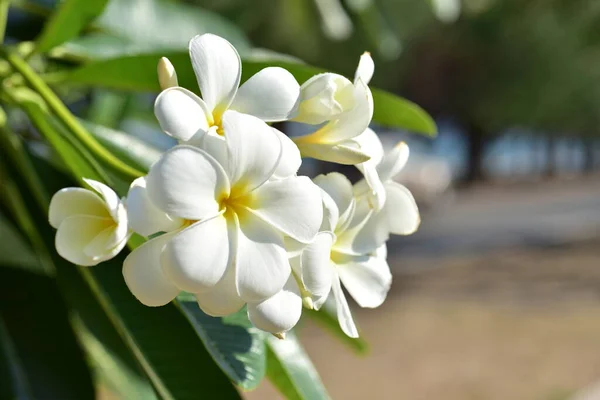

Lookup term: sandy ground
[247,240,600,400]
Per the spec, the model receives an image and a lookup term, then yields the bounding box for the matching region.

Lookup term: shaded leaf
[36,0,109,53]
[81,119,162,172]
[55,0,250,59]
[0,266,96,400]
[177,296,267,391]
[266,331,330,400]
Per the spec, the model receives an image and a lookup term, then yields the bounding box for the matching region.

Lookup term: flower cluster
[48,34,420,338]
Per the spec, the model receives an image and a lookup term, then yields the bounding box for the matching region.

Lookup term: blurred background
[4,0,600,399]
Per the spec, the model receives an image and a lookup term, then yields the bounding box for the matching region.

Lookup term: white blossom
[292,53,374,165]
[124,110,322,320]
[352,141,420,253]
[292,172,392,338]
[154,33,300,145]
[49,179,130,266]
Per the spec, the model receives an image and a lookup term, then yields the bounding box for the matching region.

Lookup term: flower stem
[0,0,9,44]
[1,49,144,180]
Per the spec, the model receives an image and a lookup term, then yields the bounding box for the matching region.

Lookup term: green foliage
[266,332,331,400]
[35,0,110,53]
[178,297,267,391]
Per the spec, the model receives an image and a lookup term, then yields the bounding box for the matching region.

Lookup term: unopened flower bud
[157,57,178,90]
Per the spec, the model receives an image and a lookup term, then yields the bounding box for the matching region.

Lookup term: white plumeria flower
[292,173,392,338]
[154,33,300,145]
[49,178,130,266]
[352,142,421,253]
[291,53,374,165]
[123,111,322,324]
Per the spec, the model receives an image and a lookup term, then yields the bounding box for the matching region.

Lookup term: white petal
[355,128,387,210]
[55,215,113,266]
[295,140,371,165]
[229,67,300,122]
[235,209,290,302]
[154,87,211,142]
[293,73,352,125]
[195,265,244,317]
[245,176,322,243]
[83,221,129,261]
[189,129,228,168]
[331,271,359,338]
[222,111,281,192]
[122,232,180,307]
[337,254,392,309]
[309,78,373,143]
[272,128,301,179]
[313,172,353,219]
[385,182,420,235]
[247,276,302,334]
[189,34,241,117]
[157,57,178,90]
[350,208,389,255]
[49,188,108,228]
[161,214,233,293]
[83,179,120,222]
[146,146,229,221]
[126,177,184,237]
[300,232,334,307]
[354,52,374,85]
[319,189,339,232]
[377,141,409,182]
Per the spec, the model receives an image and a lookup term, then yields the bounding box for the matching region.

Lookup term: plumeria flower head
[123,111,322,335]
[292,52,375,165]
[154,34,301,144]
[49,178,130,266]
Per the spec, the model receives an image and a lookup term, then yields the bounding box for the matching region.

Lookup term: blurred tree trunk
[464,121,486,183]
[544,136,556,178]
[582,137,595,173]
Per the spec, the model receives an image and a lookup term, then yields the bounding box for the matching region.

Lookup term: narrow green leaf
[61,53,437,135]
[305,307,369,355]
[35,0,109,53]
[81,119,162,172]
[16,91,109,185]
[266,332,330,400]
[177,298,267,391]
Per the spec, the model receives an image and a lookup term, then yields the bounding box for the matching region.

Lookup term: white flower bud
[157,57,178,90]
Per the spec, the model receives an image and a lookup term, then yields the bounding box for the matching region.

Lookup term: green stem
[0,0,9,43]
[2,50,143,180]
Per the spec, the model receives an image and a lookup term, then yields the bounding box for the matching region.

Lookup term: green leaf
[266,332,330,400]
[54,0,250,60]
[35,0,110,53]
[61,53,437,135]
[177,297,267,391]
[81,119,162,172]
[0,265,96,399]
[15,90,110,185]
[305,306,369,355]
